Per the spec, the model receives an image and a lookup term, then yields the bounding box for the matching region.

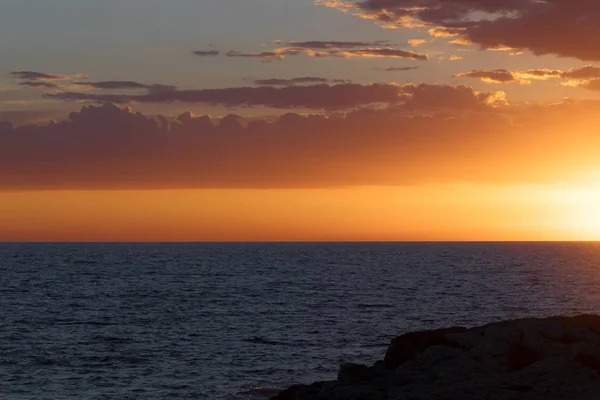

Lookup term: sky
[1,0,600,241]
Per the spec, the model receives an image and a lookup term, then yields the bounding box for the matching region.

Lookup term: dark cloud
[318,0,600,61]
[456,66,600,89]
[380,66,419,72]
[330,48,427,60]
[192,50,220,56]
[226,50,291,61]
[0,109,66,127]
[225,41,427,61]
[1,99,599,190]
[286,40,389,49]
[455,69,524,84]
[401,84,506,110]
[562,66,600,80]
[575,79,600,92]
[18,81,60,89]
[10,71,70,81]
[45,83,404,109]
[73,81,177,91]
[74,81,148,90]
[45,83,500,110]
[254,77,350,86]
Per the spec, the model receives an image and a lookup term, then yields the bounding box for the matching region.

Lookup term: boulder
[271,315,600,400]
[383,327,467,370]
[337,363,377,385]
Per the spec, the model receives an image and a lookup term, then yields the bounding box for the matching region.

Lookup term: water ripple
[2,242,600,398]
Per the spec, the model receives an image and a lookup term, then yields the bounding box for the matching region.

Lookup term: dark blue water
[2,242,600,399]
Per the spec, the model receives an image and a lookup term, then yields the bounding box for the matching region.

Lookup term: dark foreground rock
[272,315,600,400]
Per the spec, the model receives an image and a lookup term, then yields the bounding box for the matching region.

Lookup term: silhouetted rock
[383,327,466,370]
[271,315,600,400]
[336,363,387,385]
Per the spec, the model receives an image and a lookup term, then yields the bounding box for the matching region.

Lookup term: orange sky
[2,1,600,241]
[1,185,599,242]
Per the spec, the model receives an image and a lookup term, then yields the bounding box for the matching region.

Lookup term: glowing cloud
[224,40,427,61]
[456,66,600,89]
[316,0,600,61]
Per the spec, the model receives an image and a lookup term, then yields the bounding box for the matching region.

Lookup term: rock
[337,363,378,385]
[383,327,467,370]
[506,342,542,371]
[273,381,328,400]
[271,315,600,400]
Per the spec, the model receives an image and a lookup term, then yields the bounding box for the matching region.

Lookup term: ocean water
[2,242,600,399]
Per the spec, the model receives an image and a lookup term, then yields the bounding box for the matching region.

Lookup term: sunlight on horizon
[550,181,600,241]
[1,182,600,242]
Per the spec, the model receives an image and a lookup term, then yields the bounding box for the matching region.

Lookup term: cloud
[72,81,178,91]
[73,81,149,90]
[18,81,60,89]
[316,0,600,61]
[226,50,289,61]
[449,38,474,47]
[455,69,527,84]
[192,50,220,56]
[401,84,507,110]
[2,99,600,190]
[46,83,404,109]
[45,83,502,111]
[0,109,66,127]
[226,40,427,61]
[10,70,86,81]
[10,71,70,81]
[517,69,565,80]
[562,66,600,80]
[287,40,390,49]
[254,77,349,86]
[10,70,88,92]
[428,27,460,38]
[408,39,428,47]
[456,66,600,88]
[331,48,428,60]
[559,66,600,90]
[577,79,600,92]
[379,66,419,72]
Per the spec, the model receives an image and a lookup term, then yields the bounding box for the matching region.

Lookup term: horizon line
[1,240,599,244]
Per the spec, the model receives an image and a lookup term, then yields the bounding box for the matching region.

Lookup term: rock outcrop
[272,315,600,400]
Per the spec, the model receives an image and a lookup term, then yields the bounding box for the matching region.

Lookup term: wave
[55,320,117,326]
[89,335,133,344]
[244,336,288,346]
[70,260,99,265]
[30,356,71,367]
[356,303,394,309]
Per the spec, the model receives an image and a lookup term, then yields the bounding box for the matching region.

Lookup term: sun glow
[551,182,600,240]
[1,183,599,242]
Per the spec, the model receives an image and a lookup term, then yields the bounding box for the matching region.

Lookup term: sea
[2,242,600,399]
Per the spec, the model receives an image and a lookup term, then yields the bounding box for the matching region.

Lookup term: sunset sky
[2,0,600,241]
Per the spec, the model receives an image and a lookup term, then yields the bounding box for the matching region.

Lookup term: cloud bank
[45,82,502,110]
[317,0,600,61]
[2,94,600,191]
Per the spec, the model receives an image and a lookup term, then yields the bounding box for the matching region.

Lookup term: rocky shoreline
[272,315,600,399]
